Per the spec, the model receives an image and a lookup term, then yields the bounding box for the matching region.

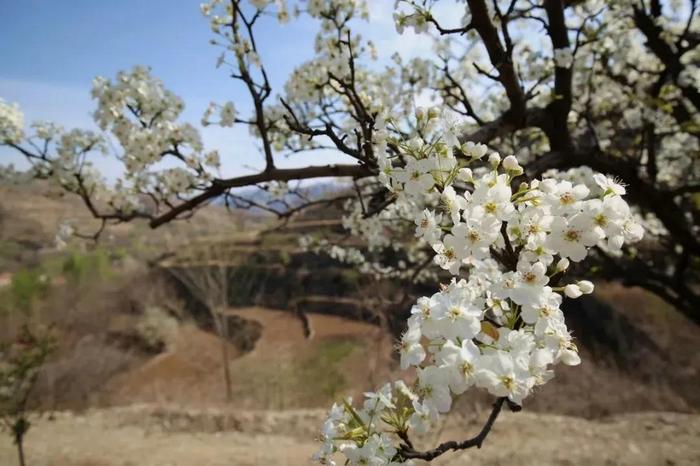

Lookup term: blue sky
[0,1,453,179]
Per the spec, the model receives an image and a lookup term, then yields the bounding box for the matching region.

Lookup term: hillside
[103,307,395,408]
[1,179,699,465]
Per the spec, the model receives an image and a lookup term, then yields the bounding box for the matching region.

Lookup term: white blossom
[553,48,574,68]
[0,99,24,144]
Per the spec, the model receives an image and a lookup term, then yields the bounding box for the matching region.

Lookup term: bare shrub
[34,335,138,411]
[134,306,179,353]
[167,268,235,401]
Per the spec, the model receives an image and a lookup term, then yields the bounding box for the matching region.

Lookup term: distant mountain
[214,180,352,213]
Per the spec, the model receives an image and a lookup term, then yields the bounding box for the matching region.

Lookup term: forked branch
[399,397,514,461]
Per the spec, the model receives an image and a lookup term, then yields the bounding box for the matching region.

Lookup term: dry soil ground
[0,404,698,466]
[7,307,696,466]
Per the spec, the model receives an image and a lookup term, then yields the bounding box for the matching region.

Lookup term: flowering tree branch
[0,2,698,461]
[149,163,371,228]
[542,0,573,151]
[399,397,511,461]
[465,0,527,125]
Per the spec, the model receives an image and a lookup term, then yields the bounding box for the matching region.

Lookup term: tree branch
[400,397,508,461]
[149,163,372,228]
[466,0,526,124]
[542,0,574,151]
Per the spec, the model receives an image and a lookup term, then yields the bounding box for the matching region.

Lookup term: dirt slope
[103,308,395,408]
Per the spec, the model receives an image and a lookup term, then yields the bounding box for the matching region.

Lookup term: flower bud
[502,155,520,171]
[415,107,426,121]
[488,153,501,168]
[427,107,440,119]
[556,258,570,272]
[560,348,581,366]
[457,167,473,182]
[435,142,449,157]
[577,280,594,294]
[564,284,582,298]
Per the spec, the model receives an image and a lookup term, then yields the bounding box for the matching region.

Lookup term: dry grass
[0,405,698,466]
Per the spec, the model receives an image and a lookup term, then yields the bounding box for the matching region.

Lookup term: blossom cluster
[0,66,227,221]
[200,0,290,69]
[313,109,643,465]
[0,99,24,144]
[92,66,219,176]
[202,101,237,127]
[553,48,574,68]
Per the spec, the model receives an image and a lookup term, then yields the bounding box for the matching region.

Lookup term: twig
[400,397,509,461]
